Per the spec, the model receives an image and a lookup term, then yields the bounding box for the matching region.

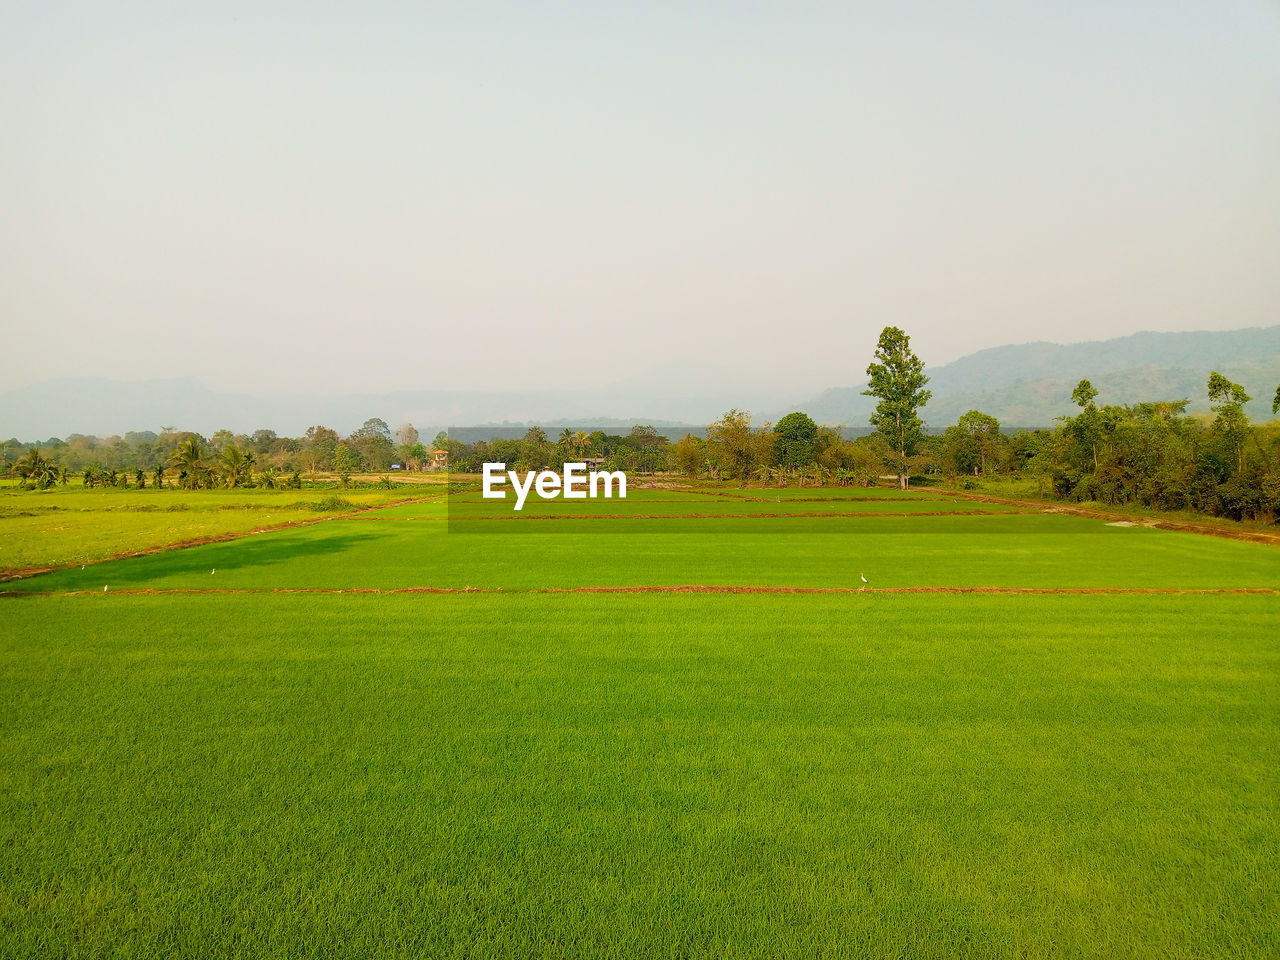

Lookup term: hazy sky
[3,1,1279,398]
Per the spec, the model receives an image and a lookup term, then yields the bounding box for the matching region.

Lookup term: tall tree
[773,412,819,470]
[351,418,393,442]
[250,429,277,453]
[333,443,361,474]
[519,426,552,471]
[673,434,704,477]
[956,410,1001,475]
[1067,379,1103,471]
[706,410,772,481]
[1207,372,1251,474]
[628,425,669,474]
[302,426,339,474]
[1071,379,1098,408]
[863,327,931,489]
[349,419,394,470]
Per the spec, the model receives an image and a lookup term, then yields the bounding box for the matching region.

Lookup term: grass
[444,488,1030,516]
[1,593,1276,958]
[6,501,1278,593]
[1,483,1276,957]
[0,486,435,572]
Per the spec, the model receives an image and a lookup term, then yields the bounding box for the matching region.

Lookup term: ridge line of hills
[3,325,1278,440]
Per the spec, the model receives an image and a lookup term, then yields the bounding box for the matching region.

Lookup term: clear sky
[3,1,1278,398]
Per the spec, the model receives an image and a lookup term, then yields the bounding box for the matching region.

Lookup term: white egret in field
[860,573,868,584]
[211,568,216,574]
[103,585,108,592]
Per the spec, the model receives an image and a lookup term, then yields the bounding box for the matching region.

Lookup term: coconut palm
[14,447,58,489]
[217,445,250,488]
[169,437,207,489]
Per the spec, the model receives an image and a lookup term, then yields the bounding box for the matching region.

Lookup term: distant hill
[3,326,1278,441]
[787,326,1280,429]
[0,377,752,441]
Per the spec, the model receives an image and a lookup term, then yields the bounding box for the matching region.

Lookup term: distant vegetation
[6,329,1280,523]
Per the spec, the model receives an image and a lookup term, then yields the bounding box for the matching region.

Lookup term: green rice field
[0,485,421,572]
[1,482,1277,957]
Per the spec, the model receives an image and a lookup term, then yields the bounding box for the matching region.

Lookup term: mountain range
[797,325,1280,429]
[3,326,1278,441]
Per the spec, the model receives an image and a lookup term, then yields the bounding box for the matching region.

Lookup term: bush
[306,495,356,512]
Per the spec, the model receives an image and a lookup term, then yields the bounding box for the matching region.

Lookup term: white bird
[211,569,216,575]
[860,573,868,583]
[103,585,108,592]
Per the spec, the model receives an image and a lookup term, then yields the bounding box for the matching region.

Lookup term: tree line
[2,417,431,490]
[7,327,1280,521]
[443,326,1280,522]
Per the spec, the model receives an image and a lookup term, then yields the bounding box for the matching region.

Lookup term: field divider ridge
[5,585,1278,598]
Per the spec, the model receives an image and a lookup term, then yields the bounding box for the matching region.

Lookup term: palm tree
[572,431,591,459]
[153,464,165,489]
[217,445,249,488]
[169,437,206,489]
[14,447,57,489]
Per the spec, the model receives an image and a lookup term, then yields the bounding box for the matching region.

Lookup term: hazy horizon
[5,322,1279,440]
[9,320,1280,396]
[4,2,1279,399]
